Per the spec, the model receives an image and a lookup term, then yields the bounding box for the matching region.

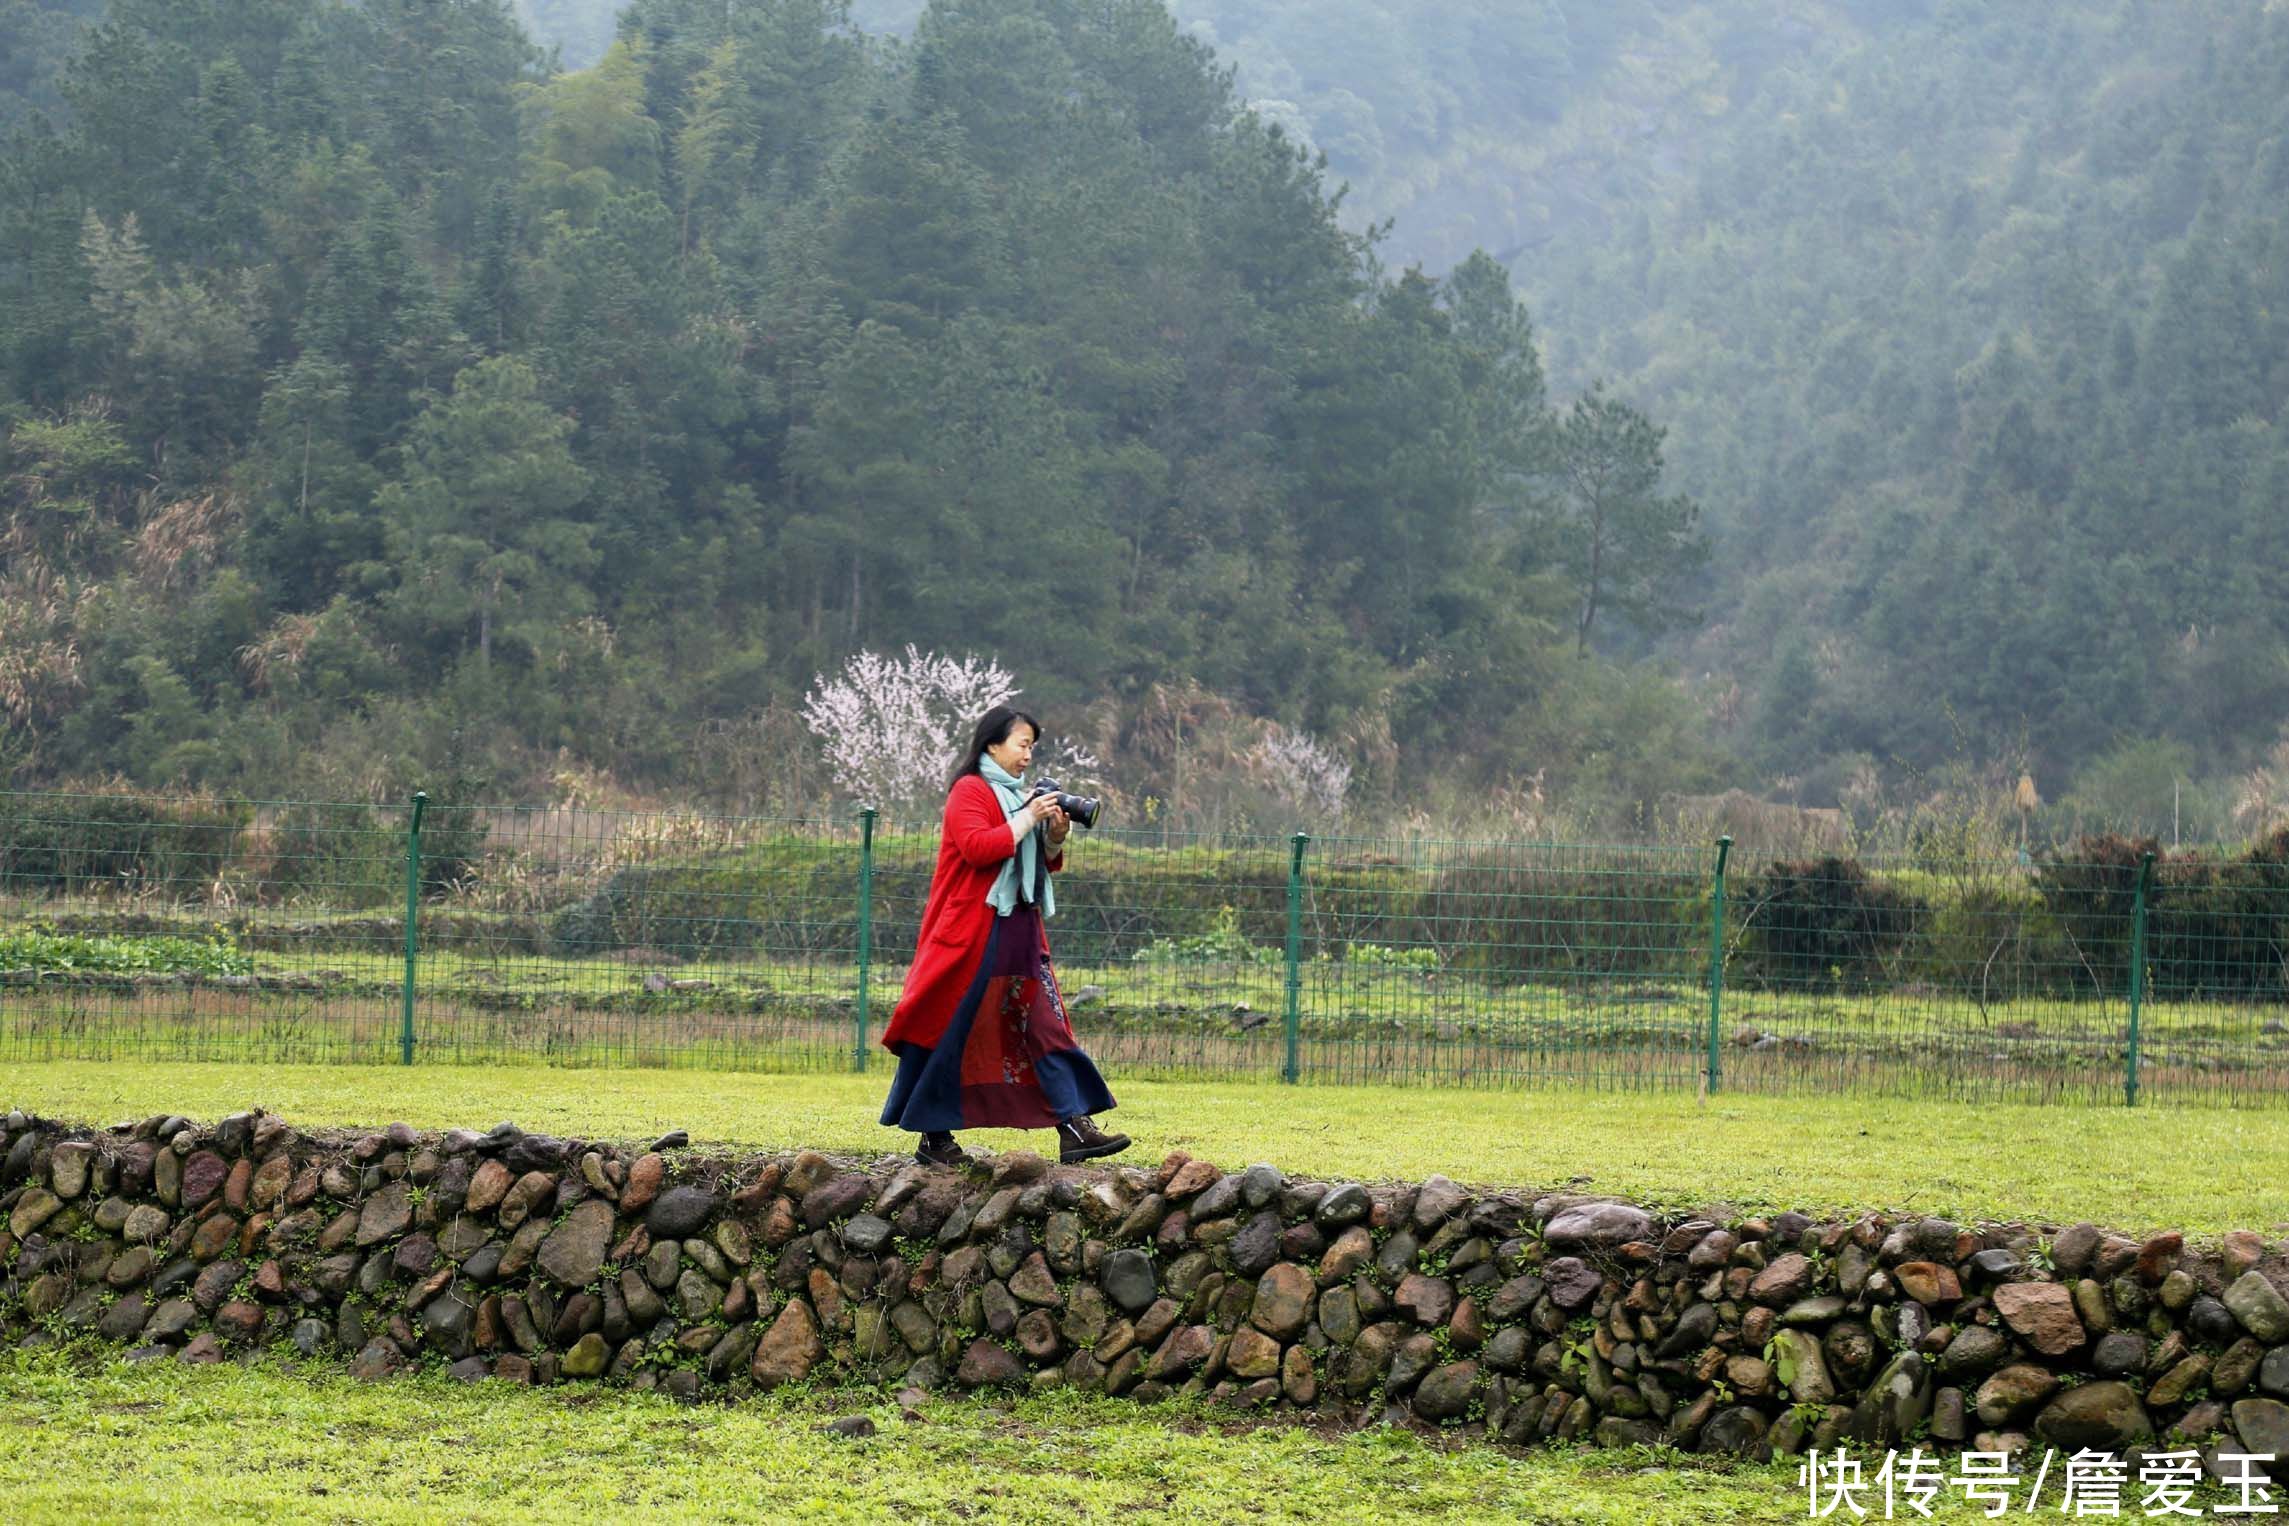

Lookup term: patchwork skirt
[879,905,1117,1132]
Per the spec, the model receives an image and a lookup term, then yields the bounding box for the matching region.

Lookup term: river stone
[8,1188,61,1238]
[1315,1184,1370,1229]
[2149,1355,2210,1408]
[48,1141,92,1199]
[1968,1358,2059,1427]
[1657,1301,1719,1358]
[649,1185,720,1239]
[1340,1323,1400,1395]
[677,1270,722,1321]
[612,1153,662,1216]
[348,1339,405,1381]
[1247,1263,1314,1340]
[189,1213,240,1262]
[1544,1256,1603,1309]
[103,1244,153,1290]
[2224,1272,2289,1343]
[498,1171,559,1230]
[840,1214,893,1254]
[1780,1295,1847,1326]
[619,1268,664,1325]
[2260,1346,2289,1398]
[956,1337,1025,1387]
[1220,1326,1279,1380]
[1101,1249,1156,1313]
[1544,1202,1655,1249]
[1967,1248,2021,1283]
[2033,1381,2152,1452]
[1931,1324,2003,1377]
[1239,1164,1284,1209]
[1770,1328,1835,1403]
[801,1175,871,1229]
[537,1200,616,1288]
[392,1233,440,1280]
[1,1131,33,1187]
[2216,1338,2266,1397]
[1059,1285,1111,1347]
[1009,1252,1062,1307]
[1701,1406,1770,1455]
[1483,1326,1531,1373]
[179,1150,229,1210]
[1147,1323,1214,1380]
[465,1160,514,1214]
[122,1204,170,1243]
[1394,1272,1454,1327]
[2231,1398,2289,1476]
[1846,1351,1932,1446]
[558,1331,608,1378]
[1387,1332,1439,1395]
[1993,1281,2085,1354]
[1412,1360,1480,1421]
[1895,1262,1961,1305]
[98,1293,151,1341]
[2192,1296,2239,1346]
[1319,1226,1374,1282]
[1410,1176,1469,1231]
[354,1182,412,1247]
[751,1299,824,1389]
[2049,1223,2102,1277]
[146,1299,198,1341]
[1749,1253,1815,1306]
[423,1293,477,1358]
[1229,1212,1283,1277]
[2093,1331,2148,1375]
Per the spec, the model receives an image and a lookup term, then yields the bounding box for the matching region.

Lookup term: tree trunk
[1577,503,1605,657]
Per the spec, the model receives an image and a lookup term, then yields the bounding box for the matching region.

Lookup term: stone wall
[3,1107,2288,1475]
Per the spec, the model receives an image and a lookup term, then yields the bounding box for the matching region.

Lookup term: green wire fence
[2,789,2285,1104]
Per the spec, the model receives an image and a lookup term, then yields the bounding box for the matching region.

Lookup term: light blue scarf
[979,757,1055,919]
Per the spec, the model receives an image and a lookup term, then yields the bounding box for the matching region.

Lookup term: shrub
[0,789,248,899]
[1736,857,1923,991]
[2032,834,2161,996]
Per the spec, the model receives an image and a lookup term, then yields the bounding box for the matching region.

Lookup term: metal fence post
[1704,835,1733,1097]
[1282,832,1309,1084]
[2126,849,2155,1107]
[400,791,427,1066]
[854,807,877,1073]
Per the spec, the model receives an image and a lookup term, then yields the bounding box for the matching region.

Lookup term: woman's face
[986,722,1037,776]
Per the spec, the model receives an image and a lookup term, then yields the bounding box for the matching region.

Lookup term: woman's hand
[1013,792,1067,849]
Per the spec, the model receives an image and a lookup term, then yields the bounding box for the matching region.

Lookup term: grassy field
[0,1348,2221,1525]
[6,1059,2288,1234]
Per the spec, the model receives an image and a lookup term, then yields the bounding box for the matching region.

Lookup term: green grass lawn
[0,1349,2168,1525]
[6,1059,2285,1236]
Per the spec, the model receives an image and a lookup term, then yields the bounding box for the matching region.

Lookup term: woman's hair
[949,704,1041,787]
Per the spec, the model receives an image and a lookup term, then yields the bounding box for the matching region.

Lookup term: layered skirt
[879,905,1117,1132]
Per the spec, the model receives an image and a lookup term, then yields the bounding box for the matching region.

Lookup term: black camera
[1030,776,1102,830]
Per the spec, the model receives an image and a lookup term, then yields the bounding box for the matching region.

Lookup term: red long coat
[883,774,1063,1051]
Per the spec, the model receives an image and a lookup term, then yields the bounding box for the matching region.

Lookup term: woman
[879,705,1131,1167]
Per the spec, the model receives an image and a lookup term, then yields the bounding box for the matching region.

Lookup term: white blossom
[1251,722,1351,820]
[801,646,1020,812]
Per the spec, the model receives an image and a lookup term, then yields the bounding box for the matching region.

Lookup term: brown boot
[914,1131,971,1168]
[1056,1115,1130,1164]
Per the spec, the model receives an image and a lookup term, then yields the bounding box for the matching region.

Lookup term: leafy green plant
[0,929,252,977]
[1131,907,1279,967]
[1329,942,1439,971]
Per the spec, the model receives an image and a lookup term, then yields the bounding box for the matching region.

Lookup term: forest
[3,0,2286,842]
